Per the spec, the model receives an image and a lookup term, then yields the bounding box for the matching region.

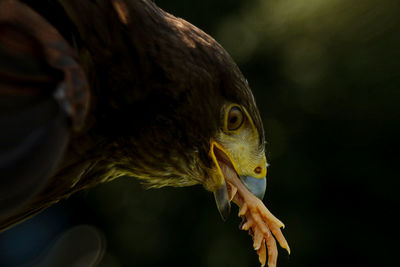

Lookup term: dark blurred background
[1,0,399,266]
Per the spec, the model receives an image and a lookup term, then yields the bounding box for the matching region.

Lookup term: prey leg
[227,178,290,267]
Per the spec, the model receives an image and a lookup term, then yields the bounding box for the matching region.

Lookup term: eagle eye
[227,106,244,131]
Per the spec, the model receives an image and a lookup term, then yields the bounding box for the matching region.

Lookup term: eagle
[0,0,289,266]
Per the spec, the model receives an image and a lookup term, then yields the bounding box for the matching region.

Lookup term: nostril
[254,166,262,174]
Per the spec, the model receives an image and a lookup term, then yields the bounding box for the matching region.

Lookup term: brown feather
[0,0,264,231]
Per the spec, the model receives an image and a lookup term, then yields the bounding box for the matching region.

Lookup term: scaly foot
[226,176,290,267]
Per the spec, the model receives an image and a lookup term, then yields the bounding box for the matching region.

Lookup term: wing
[0,0,89,218]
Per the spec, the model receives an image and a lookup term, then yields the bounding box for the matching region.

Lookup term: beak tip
[214,183,231,221]
[219,201,231,221]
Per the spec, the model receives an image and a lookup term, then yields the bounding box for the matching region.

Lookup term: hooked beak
[240,175,266,200]
[210,142,267,220]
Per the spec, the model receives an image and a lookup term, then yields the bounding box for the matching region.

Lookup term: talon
[242,220,252,231]
[266,221,290,254]
[257,242,267,267]
[264,227,278,267]
[239,216,247,230]
[238,202,248,216]
[227,182,238,201]
[253,228,264,250]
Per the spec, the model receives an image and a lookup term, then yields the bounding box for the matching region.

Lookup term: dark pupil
[230,116,238,125]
